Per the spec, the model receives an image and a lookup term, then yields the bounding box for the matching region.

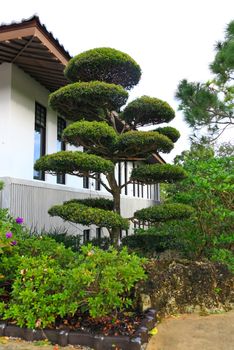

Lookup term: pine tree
[35,48,188,245]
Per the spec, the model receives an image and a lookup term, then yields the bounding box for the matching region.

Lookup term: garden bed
[0,309,157,350]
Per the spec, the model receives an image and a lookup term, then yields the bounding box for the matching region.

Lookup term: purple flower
[6,231,13,239]
[10,240,17,246]
[16,217,23,225]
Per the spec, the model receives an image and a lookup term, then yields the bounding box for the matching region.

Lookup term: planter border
[0,309,157,350]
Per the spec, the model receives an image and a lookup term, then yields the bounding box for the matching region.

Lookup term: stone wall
[136,259,234,316]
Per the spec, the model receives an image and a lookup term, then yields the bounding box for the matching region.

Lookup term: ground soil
[146,309,234,350]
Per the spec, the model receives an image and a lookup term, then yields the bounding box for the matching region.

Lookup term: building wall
[0,177,158,238]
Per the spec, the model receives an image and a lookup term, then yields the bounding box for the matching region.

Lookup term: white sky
[1,0,233,161]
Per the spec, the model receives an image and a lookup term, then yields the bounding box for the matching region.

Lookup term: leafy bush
[2,245,146,328]
[131,163,187,184]
[49,202,129,230]
[121,95,175,127]
[35,150,114,175]
[116,131,173,156]
[64,47,141,89]
[134,203,194,223]
[63,120,118,149]
[43,231,81,252]
[153,126,180,143]
[65,197,114,211]
[49,81,128,120]
[122,231,180,256]
[3,255,78,328]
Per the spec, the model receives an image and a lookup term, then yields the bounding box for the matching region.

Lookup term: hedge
[64,198,114,211]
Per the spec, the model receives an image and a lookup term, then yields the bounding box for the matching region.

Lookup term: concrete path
[146,310,234,350]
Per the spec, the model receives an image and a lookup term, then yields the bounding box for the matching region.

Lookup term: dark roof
[0,15,71,91]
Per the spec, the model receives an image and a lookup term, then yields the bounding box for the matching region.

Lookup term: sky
[1,0,233,161]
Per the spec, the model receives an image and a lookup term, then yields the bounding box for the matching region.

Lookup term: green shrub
[122,232,180,256]
[63,120,118,149]
[134,203,194,223]
[65,197,114,211]
[121,95,175,127]
[49,202,129,230]
[131,163,187,184]
[64,47,141,90]
[49,81,128,120]
[2,245,146,328]
[3,255,78,329]
[116,131,173,156]
[34,150,114,175]
[153,126,180,143]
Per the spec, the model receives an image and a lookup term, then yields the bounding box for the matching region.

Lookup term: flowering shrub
[1,244,146,329]
[0,210,24,254]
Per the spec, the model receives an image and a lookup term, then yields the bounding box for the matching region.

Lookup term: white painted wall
[0,63,12,178]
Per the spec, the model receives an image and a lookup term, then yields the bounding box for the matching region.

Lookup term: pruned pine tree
[35,48,188,245]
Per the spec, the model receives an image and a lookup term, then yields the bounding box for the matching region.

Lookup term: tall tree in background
[35,48,189,245]
[176,20,234,140]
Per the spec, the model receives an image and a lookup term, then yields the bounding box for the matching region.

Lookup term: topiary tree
[35,47,189,245]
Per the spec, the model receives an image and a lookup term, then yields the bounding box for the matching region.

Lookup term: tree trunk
[106,170,121,247]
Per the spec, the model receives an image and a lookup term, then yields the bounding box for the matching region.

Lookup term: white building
[0,16,161,240]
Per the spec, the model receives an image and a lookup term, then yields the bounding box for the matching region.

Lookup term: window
[124,161,128,195]
[96,227,102,239]
[57,117,66,184]
[118,162,122,193]
[83,176,89,189]
[34,102,46,180]
[83,229,90,243]
[147,184,150,199]
[95,173,101,191]
[132,162,136,197]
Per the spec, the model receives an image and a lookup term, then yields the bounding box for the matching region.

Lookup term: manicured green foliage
[0,181,3,191]
[115,131,174,156]
[34,151,114,175]
[49,81,128,120]
[49,202,129,230]
[134,203,194,223]
[65,197,114,211]
[64,47,141,90]
[153,126,180,143]
[63,120,118,150]
[34,46,180,244]
[122,96,175,127]
[131,163,187,184]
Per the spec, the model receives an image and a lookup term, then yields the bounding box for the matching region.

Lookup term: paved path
[146,310,234,350]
